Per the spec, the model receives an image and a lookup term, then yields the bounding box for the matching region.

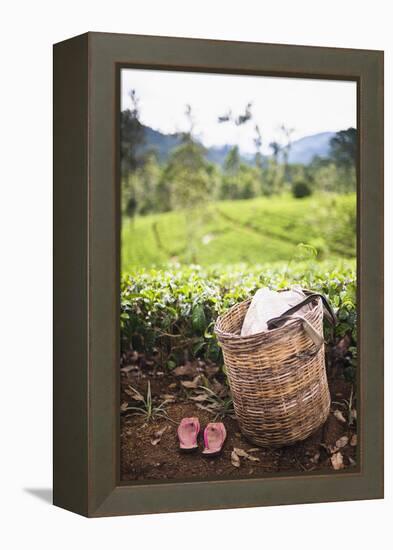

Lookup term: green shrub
[121,260,357,378]
[293,180,312,198]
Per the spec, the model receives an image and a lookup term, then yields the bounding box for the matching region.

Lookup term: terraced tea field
[121,193,356,270]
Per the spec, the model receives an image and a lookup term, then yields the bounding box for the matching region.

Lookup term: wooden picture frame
[53,32,384,517]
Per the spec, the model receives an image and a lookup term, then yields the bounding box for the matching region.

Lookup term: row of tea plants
[121,260,357,381]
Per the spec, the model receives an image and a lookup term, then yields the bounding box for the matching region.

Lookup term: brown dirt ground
[120,352,358,483]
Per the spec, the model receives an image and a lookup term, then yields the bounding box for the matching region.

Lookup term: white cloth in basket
[241,287,308,337]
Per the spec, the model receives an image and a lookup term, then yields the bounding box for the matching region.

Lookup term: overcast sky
[121,69,356,155]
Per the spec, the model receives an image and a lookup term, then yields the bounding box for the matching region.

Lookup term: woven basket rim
[214,291,321,344]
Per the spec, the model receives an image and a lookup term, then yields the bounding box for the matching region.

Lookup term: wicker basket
[214,291,334,447]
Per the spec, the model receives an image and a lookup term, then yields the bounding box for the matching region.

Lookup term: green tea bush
[121,260,357,378]
[293,180,312,198]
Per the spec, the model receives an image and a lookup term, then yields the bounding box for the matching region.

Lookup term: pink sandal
[202,422,227,456]
[177,417,200,452]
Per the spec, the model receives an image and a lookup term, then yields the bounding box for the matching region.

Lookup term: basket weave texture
[215,295,331,447]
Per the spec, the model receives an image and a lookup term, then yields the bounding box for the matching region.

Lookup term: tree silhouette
[279,124,295,183]
[269,141,281,161]
[217,103,253,127]
[224,146,241,175]
[121,89,144,173]
[120,89,145,217]
[329,128,357,170]
[254,124,263,168]
[235,102,253,126]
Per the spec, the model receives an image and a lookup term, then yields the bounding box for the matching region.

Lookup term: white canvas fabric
[241,286,308,337]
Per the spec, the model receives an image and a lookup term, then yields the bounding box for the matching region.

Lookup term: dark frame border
[53,32,383,517]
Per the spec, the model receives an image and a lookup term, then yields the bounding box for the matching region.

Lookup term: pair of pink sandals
[177,417,227,456]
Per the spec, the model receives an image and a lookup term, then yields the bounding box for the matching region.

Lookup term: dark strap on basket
[268,314,324,348]
[267,293,336,330]
[266,293,336,356]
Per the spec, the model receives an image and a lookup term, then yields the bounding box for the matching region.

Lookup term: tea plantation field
[121,193,356,271]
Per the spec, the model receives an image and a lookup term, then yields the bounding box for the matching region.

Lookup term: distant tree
[309,155,331,169]
[224,146,241,175]
[253,124,263,168]
[120,89,145,218]
[329,128,357,170]
[217,103,264,193]
[235,102,253,126]
[133,152,161,215]
[308,152,356,194]
[121,89,145,173]
[158,105,212,212]
[217,102,253,127]
[163,140,211,210]
[269,141,281,161]
[183,103,195,138]
[156,105,214,262]
[266,141,285,194]
[279,124,295,184]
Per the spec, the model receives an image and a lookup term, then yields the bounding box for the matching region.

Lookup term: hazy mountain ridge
[140,125,336,166]
[286,132,335,164]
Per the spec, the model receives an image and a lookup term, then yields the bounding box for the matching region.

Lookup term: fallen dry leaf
[231,450,240,468]
[334,410,346,423]
[211,382,228,398]
[125,386,144,401]
[233,447,260,462]
[120,402,129,412]
[195,403,216,413]
[331,451,345,470]
[180,375,201,389]
[173,363,196,377]
[121,365,139,374]
[150,426,167,446]
[247,455,260,462]
[336,435,349,449]
[189,393,210,402]
[205,365,219,378]
[309,452,320,464]
[233,447,249,457]
[350,434,357,446]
